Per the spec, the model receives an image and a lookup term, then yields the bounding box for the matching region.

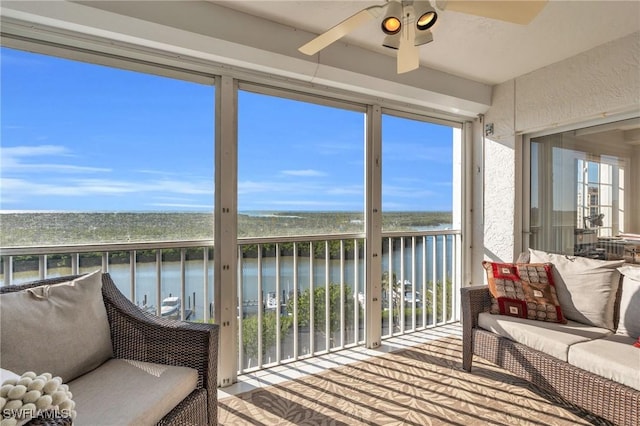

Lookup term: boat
[160,296,193,320]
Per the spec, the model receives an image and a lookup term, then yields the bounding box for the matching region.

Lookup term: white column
[215,75,238,387]
[365,105,382,348]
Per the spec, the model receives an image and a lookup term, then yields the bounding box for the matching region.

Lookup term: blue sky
[1,47,454,213]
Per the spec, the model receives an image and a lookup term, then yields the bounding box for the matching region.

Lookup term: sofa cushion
[529,249,624,330]
[616,265,640,339]
[568,334,640,391]
[478,312,612,362]
[69,358,198,425]
[483,261,565,323]
[0,271,113,382]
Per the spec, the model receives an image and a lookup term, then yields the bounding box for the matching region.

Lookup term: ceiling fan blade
[299,4,387,55]
[441,0,547,25]
[397,45,419,74]
[397,20,420,74]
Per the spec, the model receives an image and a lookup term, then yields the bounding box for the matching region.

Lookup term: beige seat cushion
[0,271,113,381]
[529,249,624,330]
[616,265,640,338]
[568,334,640,391]
[478,312,612,362]
[70,358,198,426]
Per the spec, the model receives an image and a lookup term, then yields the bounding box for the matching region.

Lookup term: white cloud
[1,144,108,173]
[326,185,362,196]
[1,145,69,157]
[281,169,326,177]
[239,179,325,195]
[383,184,436,198]
[0,177,211,198]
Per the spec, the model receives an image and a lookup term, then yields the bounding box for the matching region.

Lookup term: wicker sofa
[461,256,640,426]
[0,272,219,425]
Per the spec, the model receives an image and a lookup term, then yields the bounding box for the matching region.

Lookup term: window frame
[2,34,471,385]
[520,113,640,256]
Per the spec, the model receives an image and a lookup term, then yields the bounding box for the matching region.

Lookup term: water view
[0,211,454,322]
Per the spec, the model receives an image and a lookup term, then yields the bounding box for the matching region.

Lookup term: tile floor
[217,322,462,399]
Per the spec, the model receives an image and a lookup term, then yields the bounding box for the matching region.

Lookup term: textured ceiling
[212,0,640,85]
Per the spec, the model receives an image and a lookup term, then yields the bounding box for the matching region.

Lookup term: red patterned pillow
[482,261,566,324]
[634,337,640,348]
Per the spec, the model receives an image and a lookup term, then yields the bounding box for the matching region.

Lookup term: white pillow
[528,249,624,330]
[616,265,640,338]
[0,271,113,382]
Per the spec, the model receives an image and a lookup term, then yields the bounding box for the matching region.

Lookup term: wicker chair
[1,273,219,426]
[461,285,639,426]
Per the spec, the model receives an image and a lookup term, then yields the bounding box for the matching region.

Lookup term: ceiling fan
[298,0,547,74]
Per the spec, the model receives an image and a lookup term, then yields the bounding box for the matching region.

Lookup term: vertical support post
[39,255,45,280]
[237,246,244,370]
[215,75,238,387]
[180,248,186,320]
[309,241,315,355]
[325,241,330,352]
[353,239,360,344]
[292,242,299,359]
[130,251,136,306]
[155,250,162,317]
[275,243,281,363]
[461,122,473,288]
[365,104,382,349]
[339,239,345,347]
[203,247,210,323]
[71,253,78,275]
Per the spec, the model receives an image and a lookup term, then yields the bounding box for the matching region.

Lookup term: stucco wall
[474,31,640,283]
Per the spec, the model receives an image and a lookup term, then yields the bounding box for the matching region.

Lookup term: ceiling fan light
[414,1,438,31]
[381,0,403,35]
[382,34,400,50]
[414,29,433,47]
[417,11,437,30]
[382,16,401,34]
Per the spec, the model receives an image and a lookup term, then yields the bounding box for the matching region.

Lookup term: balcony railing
[0,230,461,373]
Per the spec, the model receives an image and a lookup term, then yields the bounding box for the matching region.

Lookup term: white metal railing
[0,230,461,374]
[0,240,215,322]
[236,230,461,372]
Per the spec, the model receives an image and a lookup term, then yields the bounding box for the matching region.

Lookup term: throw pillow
[0,271,113,382]
[482,261,566,323]
[529,249,624,330]
[616,265,640,339]
[635,337,640,348]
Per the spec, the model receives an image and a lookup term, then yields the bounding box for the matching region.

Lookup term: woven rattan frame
[1,273,219,426]
[461,285,639,426]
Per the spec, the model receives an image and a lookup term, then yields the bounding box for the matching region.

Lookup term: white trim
[0,1,491,117]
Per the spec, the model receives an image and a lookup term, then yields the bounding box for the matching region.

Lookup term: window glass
[237,90,365,368]
[381,113,459,336]
[237,90,365,237]
[1,47,216,319]
[381,114,456,232]
[529,118,639,263]
[0,47,215,247]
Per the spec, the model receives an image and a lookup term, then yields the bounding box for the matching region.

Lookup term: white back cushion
[529,249,624,330]
[616,265,640,338]
[0,271,113,381]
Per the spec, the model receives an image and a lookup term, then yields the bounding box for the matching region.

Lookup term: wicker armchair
[461,285,639,426]
[1,273,219,426]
